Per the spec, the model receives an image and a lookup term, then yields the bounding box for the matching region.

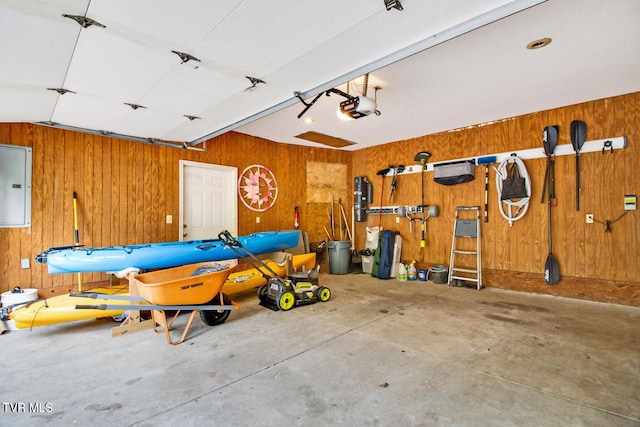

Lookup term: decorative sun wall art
[238,164,278,212]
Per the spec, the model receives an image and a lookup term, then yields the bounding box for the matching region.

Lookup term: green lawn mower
[258,270,331,311]
[218,230,331,312]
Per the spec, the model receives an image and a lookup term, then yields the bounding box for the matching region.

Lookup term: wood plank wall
[0,127,349,297]
[352,93,639,306]
[0,92,637,305]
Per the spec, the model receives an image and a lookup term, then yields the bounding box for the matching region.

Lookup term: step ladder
[448,206,482,290]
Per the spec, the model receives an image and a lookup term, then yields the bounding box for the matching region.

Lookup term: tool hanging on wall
[366,204,438,216]
[542,126,560,285]
[395,205,439,234]
[73,191,83,292]
[294,206,300,229]
[376,167,390,229]
[570,120,587,211]
[388,165,404,202]
[477,156,497,222]
[541,126,557,204]
[414,151,431,249]
[396,206,413,232]
[353,176,371,222]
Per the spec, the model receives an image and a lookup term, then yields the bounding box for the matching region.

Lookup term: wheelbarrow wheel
[200,293,232,326]
[277,291,295,311]
[317,286,331,302]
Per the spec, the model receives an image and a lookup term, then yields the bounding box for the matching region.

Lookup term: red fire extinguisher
[294,206,300,229]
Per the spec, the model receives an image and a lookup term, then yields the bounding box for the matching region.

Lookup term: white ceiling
[1,0,639,151]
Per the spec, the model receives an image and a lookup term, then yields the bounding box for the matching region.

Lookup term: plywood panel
[306,162,348,203]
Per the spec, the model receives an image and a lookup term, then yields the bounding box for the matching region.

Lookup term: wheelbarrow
[72,261,238,345]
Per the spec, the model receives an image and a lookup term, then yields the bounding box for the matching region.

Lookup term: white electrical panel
[0,144,32,228]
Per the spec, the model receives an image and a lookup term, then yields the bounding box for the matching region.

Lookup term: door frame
[179,160,237,241]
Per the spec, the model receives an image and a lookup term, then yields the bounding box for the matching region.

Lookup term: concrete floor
[1,272,639,427]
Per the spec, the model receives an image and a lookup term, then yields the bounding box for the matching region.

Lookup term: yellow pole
[73,192,82,292]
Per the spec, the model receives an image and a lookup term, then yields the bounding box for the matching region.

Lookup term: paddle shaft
[570,120,587,211]
[540,158,549,203]
[547,155,553,255]
[545,153,560,285]
[542,125,560,285]
[576,153,581,211]
[550,156,557,207]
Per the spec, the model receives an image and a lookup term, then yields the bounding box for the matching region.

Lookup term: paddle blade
[544,254,560,285]
[570,120,587,152]
[543,125,558,155]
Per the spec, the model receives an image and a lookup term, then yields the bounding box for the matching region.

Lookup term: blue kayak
[36,231,300,274]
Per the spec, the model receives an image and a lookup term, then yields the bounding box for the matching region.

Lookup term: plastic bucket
[417,269,428,281]
[2,288,38,331]
[328,241,351,275]
[361,255,374,274]
[1,288,38,307]
[429,266,448,284]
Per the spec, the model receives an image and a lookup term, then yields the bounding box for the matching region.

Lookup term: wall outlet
[166,214,173,224]
[586,214,594,224]
[21,258,30,269]
[256,216,260,224]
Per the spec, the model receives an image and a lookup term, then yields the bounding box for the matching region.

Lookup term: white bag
[365,226,381,250]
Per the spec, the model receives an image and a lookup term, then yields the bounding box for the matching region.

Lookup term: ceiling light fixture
[62,14,106,28]
[384,0,403,11]
[47,88,76,95]
[336,106,354,121]
[244,76,266,92]
[526,37,552,50]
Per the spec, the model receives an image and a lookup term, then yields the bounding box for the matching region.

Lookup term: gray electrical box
[0,144,32,228]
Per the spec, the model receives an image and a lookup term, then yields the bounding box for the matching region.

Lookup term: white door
[180,161,237,241]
